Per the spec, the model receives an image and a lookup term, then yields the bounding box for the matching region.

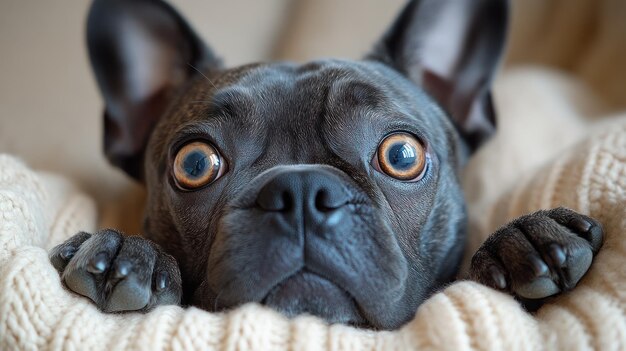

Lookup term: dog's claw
[87,252,109,274]
[59,246,77,260]
[528,254,549,277]
[586,226,604,253]
[548,244,566,266]
[156,271,169,292]
[488,265,507,289]
[569,217,592,232]
[113,260,131,279]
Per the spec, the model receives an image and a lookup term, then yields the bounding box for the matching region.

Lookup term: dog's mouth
[261,270,367,326]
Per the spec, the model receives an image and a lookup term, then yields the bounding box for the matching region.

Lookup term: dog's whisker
[187,62,218,91]
[213,289,224,311]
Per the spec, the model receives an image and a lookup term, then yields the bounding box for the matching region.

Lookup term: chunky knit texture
[1,119,625,350]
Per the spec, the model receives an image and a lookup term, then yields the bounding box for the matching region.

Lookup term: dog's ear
[368,0,508,151]
[87,0,221,180]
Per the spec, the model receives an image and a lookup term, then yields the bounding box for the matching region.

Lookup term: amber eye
[375,133,427,180]
[173,141,222,189]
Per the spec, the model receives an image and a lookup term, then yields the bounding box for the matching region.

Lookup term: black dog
[50,0,603,330]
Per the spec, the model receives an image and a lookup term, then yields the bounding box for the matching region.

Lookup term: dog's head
[87,0,507,329]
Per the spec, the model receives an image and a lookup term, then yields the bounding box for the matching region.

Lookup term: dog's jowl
[49,0,603,330]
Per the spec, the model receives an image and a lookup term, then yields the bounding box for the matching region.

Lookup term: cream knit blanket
[1,119,625,350]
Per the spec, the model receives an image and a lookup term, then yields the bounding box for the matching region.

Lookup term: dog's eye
[373,133,427,181]
[173,141,224,189]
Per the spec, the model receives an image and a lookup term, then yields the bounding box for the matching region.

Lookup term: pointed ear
[87,0,222,180]
[368,0,508,151]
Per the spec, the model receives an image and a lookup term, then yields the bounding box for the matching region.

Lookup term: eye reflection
[388,143,416,170]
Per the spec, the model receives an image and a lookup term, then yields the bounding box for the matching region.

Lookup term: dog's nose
[256,169,350,221]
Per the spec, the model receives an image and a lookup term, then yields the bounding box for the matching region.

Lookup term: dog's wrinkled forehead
[159,59,454,168]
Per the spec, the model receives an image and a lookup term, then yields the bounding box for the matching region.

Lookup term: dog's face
[145,60,470,329]
[88,0,507,329]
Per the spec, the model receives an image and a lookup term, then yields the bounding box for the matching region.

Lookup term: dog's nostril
[257,190,290,212]
[315,190,331,212]
[256,182,296,212]
[314,189,347,212]
[281,191,293,212]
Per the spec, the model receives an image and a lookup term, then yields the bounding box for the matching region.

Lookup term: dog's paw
[49,229,182,312]
[469,207,603,304]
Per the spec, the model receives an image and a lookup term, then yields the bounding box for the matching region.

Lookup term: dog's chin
[262,270,367,326]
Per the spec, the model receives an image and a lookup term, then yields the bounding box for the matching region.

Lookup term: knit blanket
[1,119,625,350]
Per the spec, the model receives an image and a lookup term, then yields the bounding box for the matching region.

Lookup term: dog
[49,0,603,330]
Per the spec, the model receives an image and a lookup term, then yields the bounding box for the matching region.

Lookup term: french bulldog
[49,0,603,330]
